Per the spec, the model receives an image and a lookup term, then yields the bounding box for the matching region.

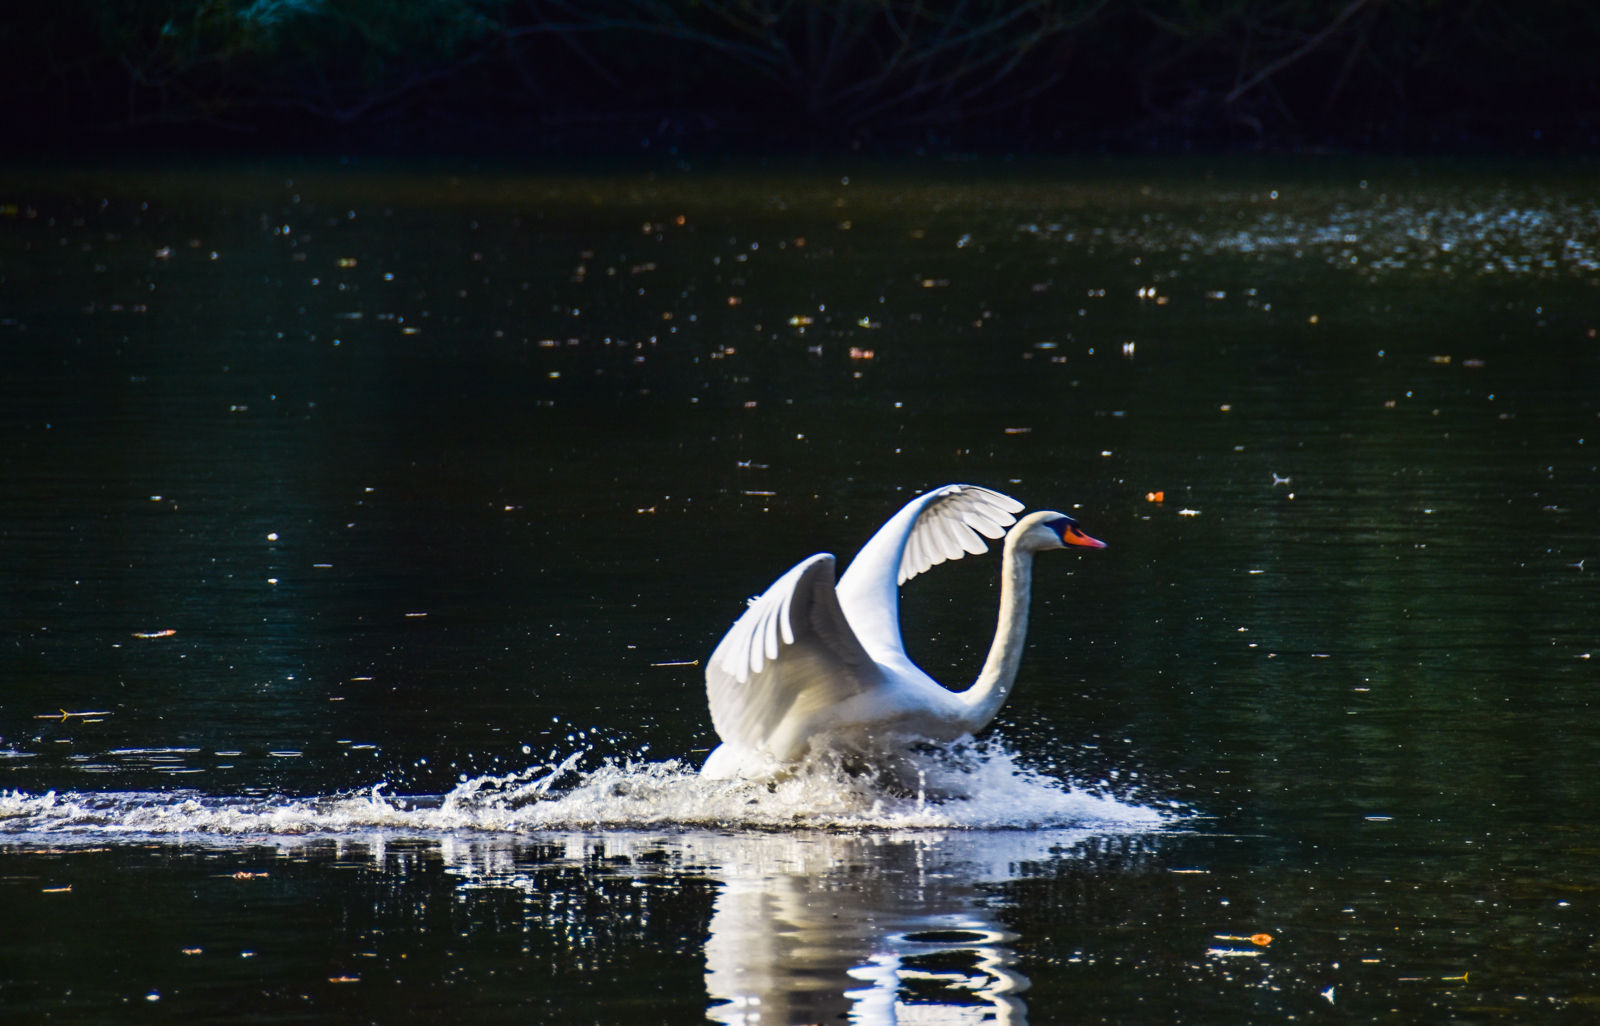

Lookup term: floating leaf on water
[1146,492,1165,503]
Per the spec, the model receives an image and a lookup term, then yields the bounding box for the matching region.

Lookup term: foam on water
[0,740,1168,838]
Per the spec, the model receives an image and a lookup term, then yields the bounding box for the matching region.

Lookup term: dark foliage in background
[5,0,1598,153]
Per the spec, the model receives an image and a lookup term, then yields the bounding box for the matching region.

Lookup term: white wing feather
[706,554,883,756]
[896,485,1023,584]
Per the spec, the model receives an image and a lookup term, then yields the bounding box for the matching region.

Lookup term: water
[2,158,1598,1022]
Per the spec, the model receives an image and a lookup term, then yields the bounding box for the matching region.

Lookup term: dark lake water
[2,158,1598,1023]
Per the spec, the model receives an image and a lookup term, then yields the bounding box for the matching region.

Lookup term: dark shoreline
[8,1,1598,160]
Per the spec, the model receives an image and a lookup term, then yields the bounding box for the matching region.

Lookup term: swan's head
[1013,510,1106,552]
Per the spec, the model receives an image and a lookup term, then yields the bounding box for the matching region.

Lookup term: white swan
[701,485,1105,780]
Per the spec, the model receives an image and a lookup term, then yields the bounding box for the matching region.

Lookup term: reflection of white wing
[706,554,885,759]
[836,485,1023,669]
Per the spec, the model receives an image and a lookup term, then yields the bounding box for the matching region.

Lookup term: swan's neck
[960,534,1035,730]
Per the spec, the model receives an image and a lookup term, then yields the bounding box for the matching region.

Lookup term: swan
[701,484,1105,780]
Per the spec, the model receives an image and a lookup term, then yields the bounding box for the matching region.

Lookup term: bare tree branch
[1224,0,1374,104]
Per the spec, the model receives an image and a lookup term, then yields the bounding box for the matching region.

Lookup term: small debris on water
[1214,933,1273,946]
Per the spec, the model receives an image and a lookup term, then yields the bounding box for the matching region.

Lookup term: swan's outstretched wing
[834,485,1023,668]
[706,554,885,757]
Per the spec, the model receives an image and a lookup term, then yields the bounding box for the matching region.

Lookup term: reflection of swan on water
[703,485,1105,781]
[427,828,1165,1025]
[701,830,1079,1026]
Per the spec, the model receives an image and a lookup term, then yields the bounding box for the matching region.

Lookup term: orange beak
[1063,526,1106,549]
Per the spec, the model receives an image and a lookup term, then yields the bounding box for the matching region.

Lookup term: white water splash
[0,740,1167,838]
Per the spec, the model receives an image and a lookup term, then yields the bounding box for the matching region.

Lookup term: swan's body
[701,485,1105,780]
